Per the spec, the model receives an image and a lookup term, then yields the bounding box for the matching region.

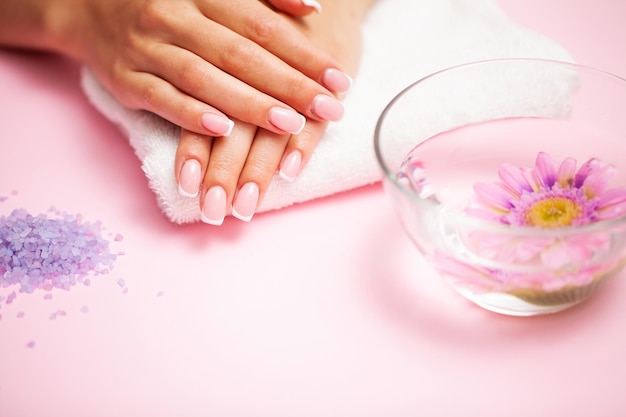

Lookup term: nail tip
[292,114,306,135]
[231,209,254,223]
[223,119,235,137]
[279,171,297,182]
[178,185,199,199]
[302,0,322,13]
[200,213,224,226]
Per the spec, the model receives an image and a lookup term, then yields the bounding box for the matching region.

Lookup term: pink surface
[1,1,625,416]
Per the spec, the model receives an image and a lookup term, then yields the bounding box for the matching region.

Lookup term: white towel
[81,0,572,224]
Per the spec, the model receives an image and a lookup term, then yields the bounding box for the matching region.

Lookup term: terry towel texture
[81,0,572,224]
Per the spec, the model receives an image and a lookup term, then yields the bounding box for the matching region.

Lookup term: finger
[111,70,240,137]
[175,129,213,198]
[200,121,257,225]
[278,118,328,181]
[266,0,322,16]
[148,18,345,124]
[233,129,290,222]
[199,0,352,93]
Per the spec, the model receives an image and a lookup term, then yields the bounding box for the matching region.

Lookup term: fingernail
[201,113,234,137]
[301,0,322,13]
[322,68,352,93]
[268,107,306,135]
[201,186,227,226]
[178,159,202,198]
[232,182,259,222]
[279,150,302,181]
[311,94,344,122]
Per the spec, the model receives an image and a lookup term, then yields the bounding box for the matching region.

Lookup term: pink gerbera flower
[467,152,626,227]
[438,152,626,296]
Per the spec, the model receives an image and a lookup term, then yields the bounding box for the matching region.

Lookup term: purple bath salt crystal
[49,310,66,320]
[0,208,119,296]
[26,340,36,349]
[6,291,16,304]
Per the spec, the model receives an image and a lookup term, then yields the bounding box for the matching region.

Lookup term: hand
[0,0,351,136]
[175,0,376,224]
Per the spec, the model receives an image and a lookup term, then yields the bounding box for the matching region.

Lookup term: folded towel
[81,0,573,224]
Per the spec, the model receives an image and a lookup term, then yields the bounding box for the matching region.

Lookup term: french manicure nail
[279,150,302,181]
[301,0,322,13]
[268,107,306,135]
[311,94,344,122]
[178,159,202,198]
[201,113,234,137]
[322,68,353,93]
[201,186,227,226]
[232,182,260,222]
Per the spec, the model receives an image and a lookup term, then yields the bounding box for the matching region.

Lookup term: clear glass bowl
[374,59,626,316]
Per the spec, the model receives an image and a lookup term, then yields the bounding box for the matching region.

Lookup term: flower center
[524,197,582,228]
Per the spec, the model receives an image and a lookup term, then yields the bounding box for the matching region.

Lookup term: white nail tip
[302,0,322,13]
[223,119,235,137]
[178,184,198,199]
[200,213,224,226]
[231,208,253,223]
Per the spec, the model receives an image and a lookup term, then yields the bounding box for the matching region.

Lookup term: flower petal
[574,157,600,188]
[581,165,614,198]
[473,182,514,211]
[534,152,558,188]
[556,157,577,188]
[596,187,626,219]
[498,163,532,195]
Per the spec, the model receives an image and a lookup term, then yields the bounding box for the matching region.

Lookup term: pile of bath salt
[0,207,118,294]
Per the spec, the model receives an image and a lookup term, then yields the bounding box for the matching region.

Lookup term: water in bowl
[395,116,626,315]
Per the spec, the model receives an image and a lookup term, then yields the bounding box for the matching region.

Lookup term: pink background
[1,1,625,416]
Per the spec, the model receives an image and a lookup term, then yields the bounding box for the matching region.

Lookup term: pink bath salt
[0,208,118,296]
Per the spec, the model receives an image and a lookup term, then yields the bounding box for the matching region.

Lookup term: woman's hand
[0,0,351,136]
[175,0,377,224]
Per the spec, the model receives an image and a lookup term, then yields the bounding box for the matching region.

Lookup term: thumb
[266,0,322,16]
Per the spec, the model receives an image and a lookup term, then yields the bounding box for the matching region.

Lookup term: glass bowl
[374,58,626,316]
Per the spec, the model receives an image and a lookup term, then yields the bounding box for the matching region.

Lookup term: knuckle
[245,155,277,182]
[136,0,172,30]
[174,98,197,126]
[246,13,280,45]
[140,83,163,110]
[284,75,311,101]
[178,59,210,92]
[221,41,256,76]
[209,156,240,184]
